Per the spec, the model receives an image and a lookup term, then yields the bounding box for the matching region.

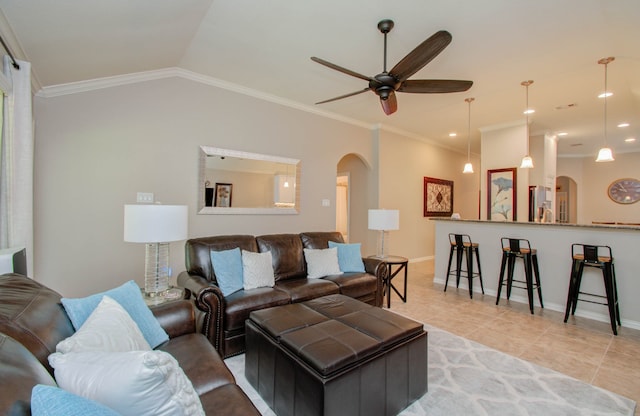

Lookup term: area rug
[225,323,636,415]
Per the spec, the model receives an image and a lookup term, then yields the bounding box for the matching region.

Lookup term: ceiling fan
[311,19,473,115]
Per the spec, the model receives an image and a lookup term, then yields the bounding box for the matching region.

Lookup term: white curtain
[0,56,34,275]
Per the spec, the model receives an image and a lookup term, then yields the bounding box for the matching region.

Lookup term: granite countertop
[429,217,640,232]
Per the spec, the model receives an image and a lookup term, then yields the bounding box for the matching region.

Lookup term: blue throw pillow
[61,280,168,348]
[31,385,121,416]
[328,241,366,273]
[210,247,244,296]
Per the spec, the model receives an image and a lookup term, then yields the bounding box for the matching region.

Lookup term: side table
[370,255,409,308]
[141,286,190,306]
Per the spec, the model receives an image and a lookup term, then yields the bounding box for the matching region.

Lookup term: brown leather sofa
[178,231,387,358]
[0,273,260,415]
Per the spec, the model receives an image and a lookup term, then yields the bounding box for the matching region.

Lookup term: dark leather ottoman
[245,294,427,416]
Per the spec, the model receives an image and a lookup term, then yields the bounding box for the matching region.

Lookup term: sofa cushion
[242,250,275,290]
[223,288,291,333]
[31,385,120,416]
[0,333,57,414]
[274,278,340,303]
[210,248,243,296]
[49,350,205,416]
[185,235,258,283]
[256,234,306,281]
[61,280,168,348]
[299,231,345,249]
[303,247,342,279]
[56,296,150,354]
[0,274,75,371]
[322,272,378,300]
[328,241,366,273]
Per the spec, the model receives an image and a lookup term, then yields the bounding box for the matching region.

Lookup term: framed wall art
[424,177,454,217]
[487,168,517,221]
[214,183,233,207]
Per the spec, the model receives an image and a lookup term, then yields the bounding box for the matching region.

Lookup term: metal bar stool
[563,244,621,335]
[444,233,484,299]
[496,237,543,314]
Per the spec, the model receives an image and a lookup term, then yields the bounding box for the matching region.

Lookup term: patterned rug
[225,324,636,415]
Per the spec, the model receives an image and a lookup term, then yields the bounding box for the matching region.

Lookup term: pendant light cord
[603,60,608,146]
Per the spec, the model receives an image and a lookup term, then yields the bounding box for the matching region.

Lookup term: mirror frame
[198,145,300,215]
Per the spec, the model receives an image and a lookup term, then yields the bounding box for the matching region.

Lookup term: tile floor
[388,260,640,413]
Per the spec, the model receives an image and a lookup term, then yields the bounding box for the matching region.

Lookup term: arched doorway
[336,153,371,250]
[556,176,578,223]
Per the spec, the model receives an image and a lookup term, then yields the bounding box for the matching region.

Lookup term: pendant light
[596,57,615,162]
[520,80,534,169]
[462,97,475,174]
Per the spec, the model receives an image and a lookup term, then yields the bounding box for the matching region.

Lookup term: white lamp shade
[368,209,400,231]
[463,162,474,174]
[520,155,534,169]
[124,205,188,243]
[596,147,615,162]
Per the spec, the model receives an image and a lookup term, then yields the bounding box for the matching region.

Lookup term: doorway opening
[336,173,349,242]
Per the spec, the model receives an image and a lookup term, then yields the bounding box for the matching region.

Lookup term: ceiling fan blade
[315,87,370,105]
[390,30,452,83]
[311,57,373,82]
[380,91,398,115]
[398,79,473,93]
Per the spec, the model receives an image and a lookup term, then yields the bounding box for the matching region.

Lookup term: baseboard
[433,276,640,331]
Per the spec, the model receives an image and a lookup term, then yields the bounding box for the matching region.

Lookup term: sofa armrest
[177,271,225,353]
[150,300,197,339]
[363,257,388,307]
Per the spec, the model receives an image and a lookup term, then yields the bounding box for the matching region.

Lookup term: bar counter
[431,218,640,330]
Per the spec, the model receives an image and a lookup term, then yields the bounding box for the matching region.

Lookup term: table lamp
[368,209,399,259]
[124,204,188,301]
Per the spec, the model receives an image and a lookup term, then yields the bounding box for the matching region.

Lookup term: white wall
[480,121,529,221]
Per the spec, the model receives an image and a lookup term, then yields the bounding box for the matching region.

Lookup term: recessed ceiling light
[554,103,578,110]
[598,92,613,98]
[557,132,568,136]
[449,132,457,137]
[625,137,636,143]
[618,122,630,128]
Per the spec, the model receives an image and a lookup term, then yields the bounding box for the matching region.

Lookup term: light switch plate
[136,192,154,203]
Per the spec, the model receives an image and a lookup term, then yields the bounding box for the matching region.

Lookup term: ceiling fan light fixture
[596,57,615,163]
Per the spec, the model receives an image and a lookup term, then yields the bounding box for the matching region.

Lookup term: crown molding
[35,66,470,155]
[35,67,371,128]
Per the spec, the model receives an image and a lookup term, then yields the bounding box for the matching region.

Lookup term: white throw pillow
[242,250,275,290]
[304,247,343,279]
[48,350,205,416]
[56,296,151,354]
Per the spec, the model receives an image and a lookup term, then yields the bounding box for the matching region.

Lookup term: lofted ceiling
[1,0,639,157]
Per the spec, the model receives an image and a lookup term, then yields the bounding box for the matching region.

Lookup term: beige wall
[33,77,378,296]
[558,153,640,224]
[377,128,480,261]
[34,75,474,296]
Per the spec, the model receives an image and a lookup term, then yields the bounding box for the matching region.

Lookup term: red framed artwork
[424,177,454,217]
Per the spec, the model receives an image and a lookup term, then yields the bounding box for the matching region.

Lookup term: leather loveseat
[0,273,260,415]
[178,231,387,358]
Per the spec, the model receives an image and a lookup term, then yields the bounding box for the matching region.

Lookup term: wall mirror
[198,146,300,215]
